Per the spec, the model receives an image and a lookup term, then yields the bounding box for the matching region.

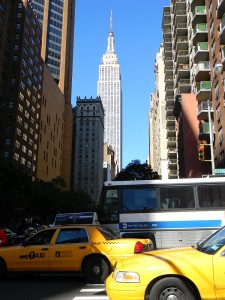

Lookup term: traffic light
[198,144,205,161]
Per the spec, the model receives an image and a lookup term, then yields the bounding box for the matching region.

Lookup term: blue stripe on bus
[119,220,222,230]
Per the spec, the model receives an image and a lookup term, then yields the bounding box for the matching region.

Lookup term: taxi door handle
[41,248,49,251]
[79,246,86,249]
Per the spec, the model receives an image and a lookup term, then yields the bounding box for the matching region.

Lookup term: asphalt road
[0,273,109,300]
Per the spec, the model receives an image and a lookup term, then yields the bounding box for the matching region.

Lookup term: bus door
[98,188,120,233]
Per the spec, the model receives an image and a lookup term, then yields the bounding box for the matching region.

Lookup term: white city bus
[97,177,225,249]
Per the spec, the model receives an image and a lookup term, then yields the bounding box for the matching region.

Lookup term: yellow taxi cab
[106,225,225,300]
[0,225,153,283]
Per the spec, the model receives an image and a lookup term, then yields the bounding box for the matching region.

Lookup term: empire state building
[97,12,122,172]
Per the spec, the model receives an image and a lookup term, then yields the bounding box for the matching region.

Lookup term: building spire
[107,10,115,53]
[110,10,113,33]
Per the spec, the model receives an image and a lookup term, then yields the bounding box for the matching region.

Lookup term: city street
[0,274,109,300]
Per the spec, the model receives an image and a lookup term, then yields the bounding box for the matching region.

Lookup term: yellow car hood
[117,246,213,281]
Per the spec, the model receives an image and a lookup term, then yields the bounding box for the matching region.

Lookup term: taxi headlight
[113,270,140,283]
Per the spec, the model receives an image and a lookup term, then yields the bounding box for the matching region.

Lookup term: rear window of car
[97,226,121,240]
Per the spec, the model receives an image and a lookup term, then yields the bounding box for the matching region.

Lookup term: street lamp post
[207,100,215,175]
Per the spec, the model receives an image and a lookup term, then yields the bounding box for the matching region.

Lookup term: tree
[0,162,94,226]
[50,176,67,190]
[0,162,33,225]
[114,160,160,181]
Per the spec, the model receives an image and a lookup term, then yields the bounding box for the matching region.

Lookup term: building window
[15,140,20,149]
[5,139,10,145]
[14,153,19,161]
[4,152,9,158]
[21,157,26,165]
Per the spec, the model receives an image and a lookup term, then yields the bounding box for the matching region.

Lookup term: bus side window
[160,186,195,209]
[197,185,224,208]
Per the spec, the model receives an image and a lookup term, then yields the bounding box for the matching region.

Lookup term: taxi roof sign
[54,212,99,226]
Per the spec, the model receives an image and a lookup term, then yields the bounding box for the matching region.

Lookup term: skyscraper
[150,45,168,179]
[0,0,43,177]
[30,0,75,186]
[97,12,122,172]
[72,97,104,203]
[158,0,225,177]
[30,0,75,104]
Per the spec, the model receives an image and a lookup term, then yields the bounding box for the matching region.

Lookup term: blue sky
[72,0,169,169]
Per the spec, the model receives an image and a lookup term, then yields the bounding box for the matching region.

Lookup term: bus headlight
[113,270,140,282]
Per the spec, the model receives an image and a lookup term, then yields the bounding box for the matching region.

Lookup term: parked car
[106,225,225,300]
[0,224,153,283]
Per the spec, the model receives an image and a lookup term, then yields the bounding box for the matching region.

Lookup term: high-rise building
[30,0,75,104]
[97,12,122,172]
[72,97,104,203]
[0,0,43,177]
[0,0,75,188]
[150,45,168,179]
[158,0,225,178]
[30,0,76,187]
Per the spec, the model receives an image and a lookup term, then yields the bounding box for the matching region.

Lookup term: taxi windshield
[97,226,121,240]
[195,226,225,254]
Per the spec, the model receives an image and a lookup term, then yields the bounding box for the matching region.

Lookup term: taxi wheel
[0,258,7,279]
[83,256,110,284]
[149,277,197,300]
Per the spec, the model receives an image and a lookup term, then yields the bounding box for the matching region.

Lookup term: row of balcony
[166,60,210,84]
[164,43,211,83]
[165,40,210,70]
[190,3,207,93]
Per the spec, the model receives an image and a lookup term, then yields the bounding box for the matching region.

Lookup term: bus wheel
[149,277,197,300]
[83,256,110,284]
